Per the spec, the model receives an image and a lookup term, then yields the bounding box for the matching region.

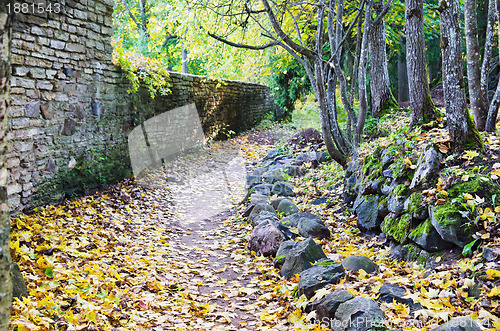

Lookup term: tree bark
[398,38,409,103]
[357,0,372,145]
[439,0,483,150]
[368,0,397,116]
[0,1,12,328]
[406,0,437,127]
[480,0,495,107]
[181,47,188,74]
[485,0,500,132]
[464,0,487,130]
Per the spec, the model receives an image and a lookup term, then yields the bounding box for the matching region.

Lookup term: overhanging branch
[207,32,279,50]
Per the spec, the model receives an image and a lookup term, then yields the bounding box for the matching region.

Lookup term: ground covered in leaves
[8,118,500,330]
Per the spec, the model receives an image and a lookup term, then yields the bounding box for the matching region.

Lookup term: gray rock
[91,100,102,116]
[272,181,295,197]
[378,284,422,310]
[281,238,327,279]
[382,169,394,179]
[342,255,377,274]
[270,198,286,210]
[429,206,464,247]
[262,170,283,184]
[246,175,262,189]
[409,219,455,252]
[388,193,407,214]
[298,259,345,298]
[333,297,385,331]
[483,246,500,262]
[250,193,269,205]
[248,203,276,220]
[381,180,398,196]
[297,215,330,239]
[61,118,77,136]
[265,149,279,159]
[25,100,40,117]
[297,151,318,164]
[274,240,296,268]
[250,211,279,227]
[252,183,273,196]
[248,220,286,257]
[410,144,442,189]
[305,290,354,327]
[284,165,305,177]
[430,317,481,331]
[317,151,330,163]
[353,195,383,232]
[344,175,359,205]
[277,198,299,217]
[253,167,266,176]
[281,213,303,227]
[12,262,27,299]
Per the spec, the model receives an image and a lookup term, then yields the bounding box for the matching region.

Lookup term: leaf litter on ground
[9,121,500,330]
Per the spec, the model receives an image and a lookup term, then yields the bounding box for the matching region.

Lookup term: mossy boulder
[429,204,467,247]
[382,213,412,243]
[409,219,455,252]
[410,144,442,189]
[388,185,408,214]
[404,192,428,220]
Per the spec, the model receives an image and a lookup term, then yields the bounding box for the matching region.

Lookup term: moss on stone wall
[31,147,131,208]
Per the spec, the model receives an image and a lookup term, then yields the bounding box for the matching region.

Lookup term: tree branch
[207,32,279,50]
[261,0,316,59]
[122,0,142,31]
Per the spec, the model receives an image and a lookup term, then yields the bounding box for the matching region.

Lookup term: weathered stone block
[61,118,77,136]
[25,101,40,117]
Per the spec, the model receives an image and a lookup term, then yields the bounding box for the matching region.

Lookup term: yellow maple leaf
[486,269,500,280]
[488,286,500,297]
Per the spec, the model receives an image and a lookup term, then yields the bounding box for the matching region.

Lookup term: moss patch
[409,219,433,240]
[392,184,409,197]
[32,147,131,208]
[433,203,460,226]
[448,178,500,198]
[407,192,424,215]
[382,213,412,243]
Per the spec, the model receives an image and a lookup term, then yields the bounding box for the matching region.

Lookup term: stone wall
[7,0,276,213]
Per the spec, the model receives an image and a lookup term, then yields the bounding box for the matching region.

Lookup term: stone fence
[7,0,276,212]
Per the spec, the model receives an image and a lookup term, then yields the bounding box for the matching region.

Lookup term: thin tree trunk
[0,1,12,328]
[439,0,483,150]
[406,0,437,127]
[356,0,372,145]
[480,0,495,106]
[350,10,364,105]
[398,38,409,103]
[368,0,396,116]
[464,0,487,130]
[181,48,188,74]
[485,0,500,132]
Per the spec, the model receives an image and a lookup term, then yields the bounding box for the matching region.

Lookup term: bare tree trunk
[0,1,12,328]
[406,0,437,127]
[181,48,188,74]
[398,38,409,103]
[368,0,397,116]
[349,11,364,105]
[481,0,495,107]
[485,0,500,132]
[464,0,487,130]
[439,0,483,150]
[357,0,372,145]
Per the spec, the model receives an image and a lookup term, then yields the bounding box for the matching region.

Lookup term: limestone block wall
[8,0,276,213]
